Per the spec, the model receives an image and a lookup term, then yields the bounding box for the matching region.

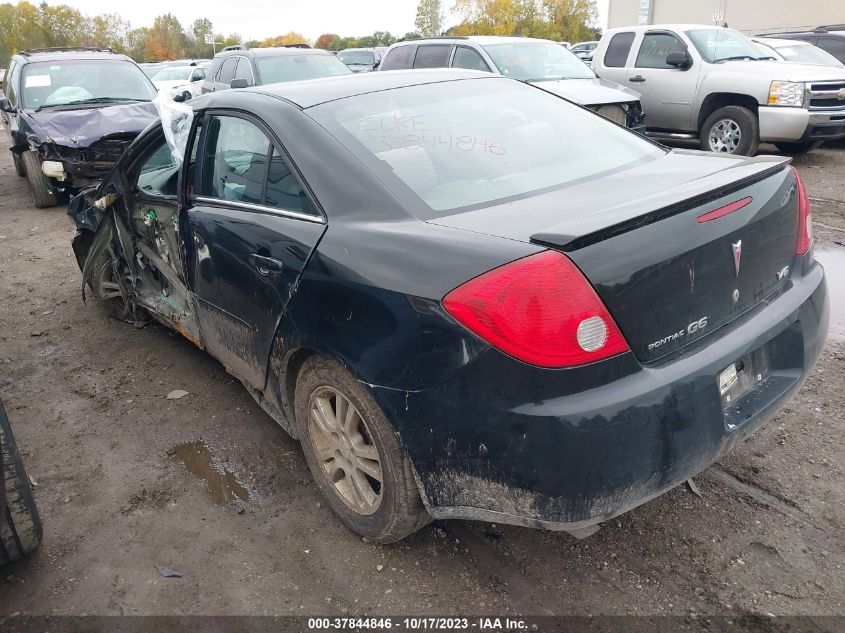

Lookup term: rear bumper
[372,258,828,533]
[759,105,845,142]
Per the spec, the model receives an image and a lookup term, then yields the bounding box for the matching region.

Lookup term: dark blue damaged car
[68,70,828,543]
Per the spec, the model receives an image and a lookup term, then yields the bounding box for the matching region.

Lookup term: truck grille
[808,81,845,110]
[594,104,627,126]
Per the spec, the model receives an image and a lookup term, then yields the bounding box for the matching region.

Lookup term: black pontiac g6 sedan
[69,70,828,543]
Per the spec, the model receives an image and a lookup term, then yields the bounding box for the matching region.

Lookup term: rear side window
[381,45,416,71]
[5,62,19,106]
[636,32,686,68]
[604,32,635,67]
[198,115,314,214]
[413,44,451,69]
[452,46,491,72]
[217,57,238,85]
[817,37,845,63]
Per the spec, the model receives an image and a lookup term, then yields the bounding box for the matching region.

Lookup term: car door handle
[628,75,646,83]
[249,254,283,275]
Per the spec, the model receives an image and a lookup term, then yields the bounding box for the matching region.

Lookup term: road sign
[204,33,214,45]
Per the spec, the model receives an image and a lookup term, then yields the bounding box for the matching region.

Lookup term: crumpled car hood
[531,77,641,106]
[25,102,158,148]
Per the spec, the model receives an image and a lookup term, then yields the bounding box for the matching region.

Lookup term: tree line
[0,0,599,68]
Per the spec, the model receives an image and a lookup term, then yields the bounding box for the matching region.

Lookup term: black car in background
[1,47,158,207]
[198,45,350,93]
[70,71,827,543]
[1,398,42,565]
[767,26,845,64]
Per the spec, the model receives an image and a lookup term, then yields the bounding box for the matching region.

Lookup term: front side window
[685,28,767,63]
[233,58,254,84]
[137,137,179,197]
[217,57,238,85]
[482,41,595,80]
[635,33,687,69]
[413,45,451,69]
[6,62,20,106]
[20,60,155,109]
[604,32,636,67]
[198,115,314,213]
[191,68,206,81]
[255,54,350,84]
[451,46,492,72]
[310,78,663,217]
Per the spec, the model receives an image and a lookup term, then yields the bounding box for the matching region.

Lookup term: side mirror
[666,52,692,69]
[0,98,14,113]
[230,78,251,89]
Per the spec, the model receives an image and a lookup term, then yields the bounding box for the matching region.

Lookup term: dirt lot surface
[0,133,843,626]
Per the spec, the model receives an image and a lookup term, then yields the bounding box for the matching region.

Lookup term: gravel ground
[0,133,842,626]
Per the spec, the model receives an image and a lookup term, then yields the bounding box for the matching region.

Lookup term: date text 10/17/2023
[307,617,529,631]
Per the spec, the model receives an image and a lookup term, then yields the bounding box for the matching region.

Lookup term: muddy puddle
[172,441,251,504]
[816,248,844,341]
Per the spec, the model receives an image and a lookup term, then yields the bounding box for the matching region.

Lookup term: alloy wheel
[308,387,383,515]
[708,118,742,153]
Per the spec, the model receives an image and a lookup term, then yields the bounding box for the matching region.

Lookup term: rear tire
[22,151,59,208]
[0,401,42,566]
[700,106,759,156]
[294,355,430,543]
[775,141,821,155]
[12,151,25,177]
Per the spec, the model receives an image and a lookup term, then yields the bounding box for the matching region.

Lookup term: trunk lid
[430,150,799,363]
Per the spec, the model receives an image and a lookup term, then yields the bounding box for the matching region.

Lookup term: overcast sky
[59,0,609,42]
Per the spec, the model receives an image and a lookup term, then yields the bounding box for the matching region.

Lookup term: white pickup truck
[592,24,845,155]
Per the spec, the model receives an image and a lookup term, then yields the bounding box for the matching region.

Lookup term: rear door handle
[628,75,646,83]
[249,254,283,275]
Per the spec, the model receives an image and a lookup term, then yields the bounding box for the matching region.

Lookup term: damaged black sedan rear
[1,47,158,208]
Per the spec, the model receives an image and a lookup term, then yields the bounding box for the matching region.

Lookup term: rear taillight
[792,166,813,255]
[442,250,630,368]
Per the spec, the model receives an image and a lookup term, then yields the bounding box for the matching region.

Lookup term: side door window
[451,46,491,72]
[604,32,635,68]
[217,57,238,85]
[136,137,180,197]
[413,44,451,69]
[6,62,20,106]
[233,58,254,86]
[199,116,270,204]
[635,32,687,69]
[817,37,845,63]
[191,68,205,82]
[381,45,416,71]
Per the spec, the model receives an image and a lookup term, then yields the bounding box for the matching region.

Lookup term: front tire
[22,151,59,208]
[12,151,25,177]
[0,401,42,566]
[700,106,759,156]
[775,141,821,155]
[294,355,430,543]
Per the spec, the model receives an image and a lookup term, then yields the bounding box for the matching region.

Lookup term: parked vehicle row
[337,47,387,72]
[592,25,845,155]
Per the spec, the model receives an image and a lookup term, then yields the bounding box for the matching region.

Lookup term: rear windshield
[482,41,595,80]
[21,60,155,109]
[309,78,663,217]
[338,50,374,65]
[255,54,351,84]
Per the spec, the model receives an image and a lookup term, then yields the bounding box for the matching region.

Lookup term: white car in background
[150,65,208,98]
[752,37,845,68]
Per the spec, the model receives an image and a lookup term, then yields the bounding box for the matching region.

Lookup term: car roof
[393,36,559,46]
[603,24,734,35]
[339,47,378,52]
[152,65,195,73]
[197,69,493,110]
[16,49,133,63]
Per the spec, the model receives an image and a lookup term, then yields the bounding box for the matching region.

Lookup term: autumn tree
[258,32,310,47]
[145,13,187,61]
[451,0,597,40]
[315,33,339,49]
[87,14,130,52]
[415,0,444,37]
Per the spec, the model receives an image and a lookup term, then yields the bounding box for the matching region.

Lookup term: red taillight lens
[791,166,813,255]
[442,250,630,368]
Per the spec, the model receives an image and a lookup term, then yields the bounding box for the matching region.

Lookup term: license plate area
[718,346,771,419]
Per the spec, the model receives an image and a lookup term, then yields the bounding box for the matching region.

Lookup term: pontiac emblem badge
[732,288,740,303]
[731,240,742,277]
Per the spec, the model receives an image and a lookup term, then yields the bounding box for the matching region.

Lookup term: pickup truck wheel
[775,141,821,155]
[0,400,43,565]
[295,355,430,543]
[701,106,759,156]
[21,151,59,208]
[12,152,25,177]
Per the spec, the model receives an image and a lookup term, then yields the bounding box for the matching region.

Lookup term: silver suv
[592,25,845,155]
[379,36,644,129]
